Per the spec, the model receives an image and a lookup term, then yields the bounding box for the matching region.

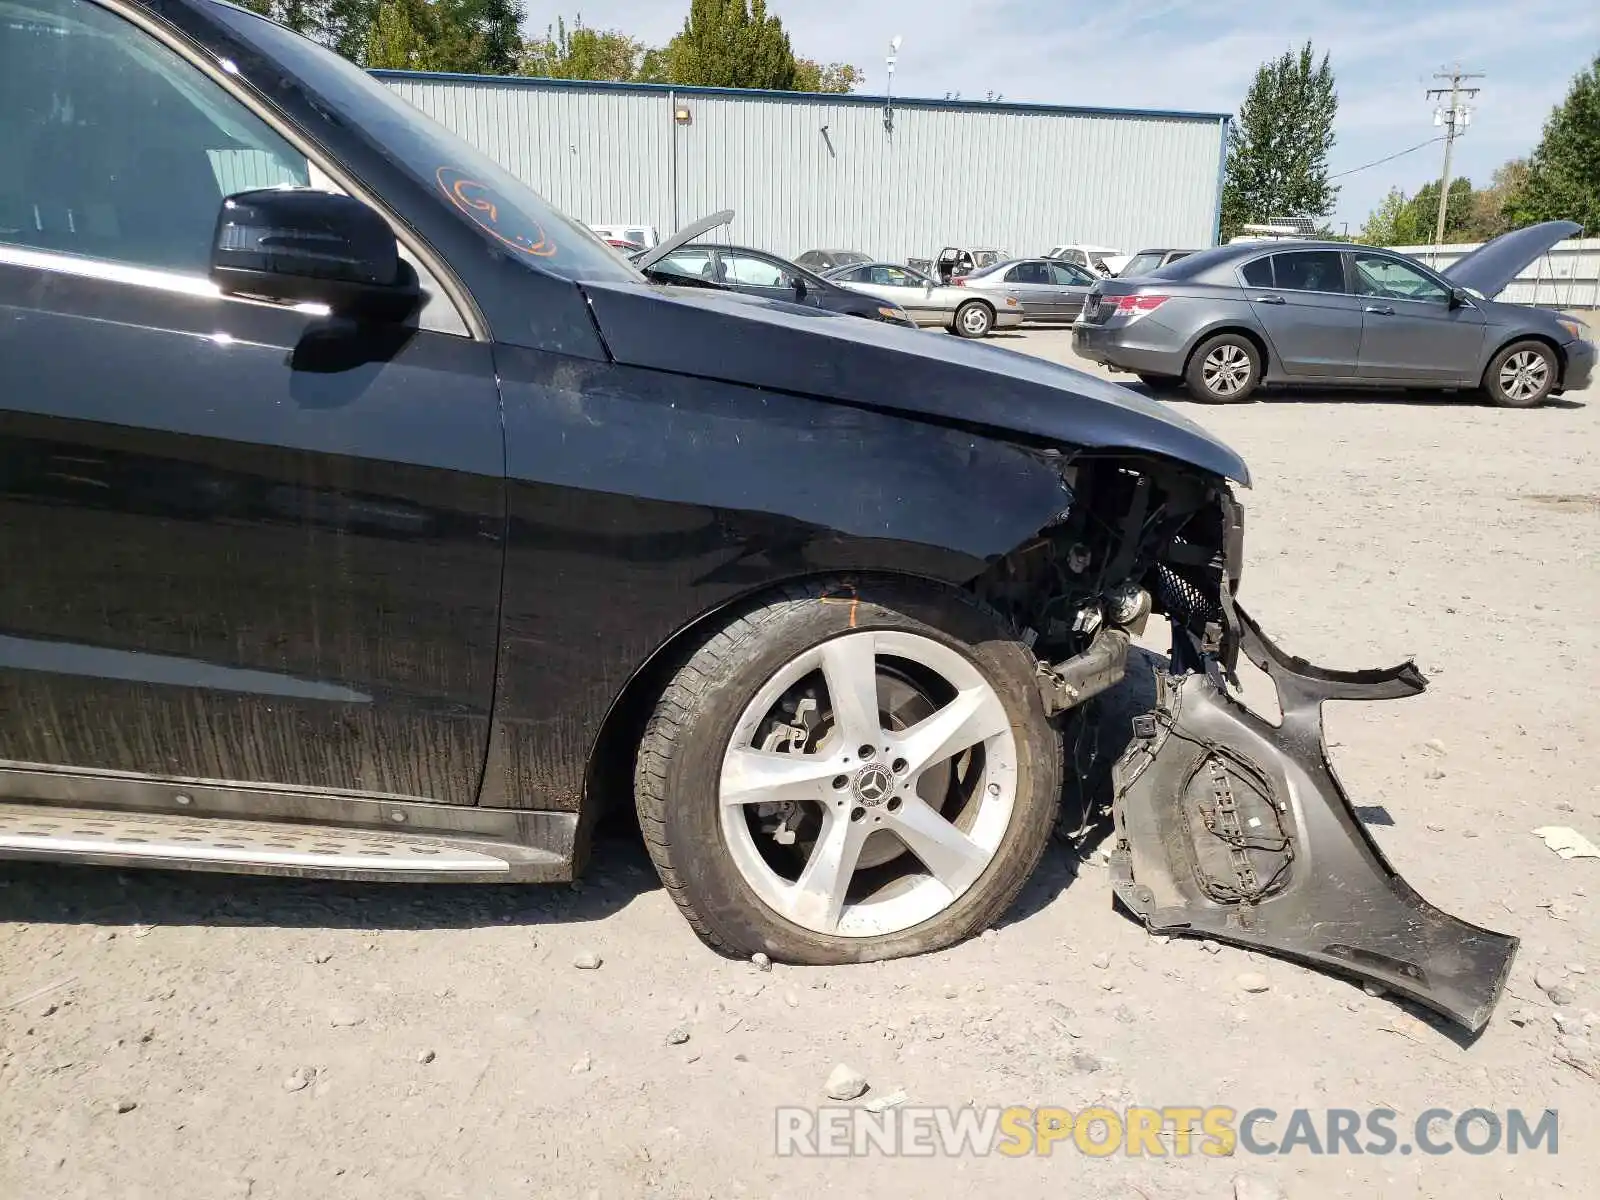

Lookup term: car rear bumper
[994,309,1025,329]
[1561,336,1595,392]
[1072,320,1188,376]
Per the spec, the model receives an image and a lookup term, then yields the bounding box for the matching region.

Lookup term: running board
[0,802,566,883]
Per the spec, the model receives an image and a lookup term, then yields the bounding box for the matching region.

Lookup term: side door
[1003,260,1056,319]
[1047,261,1096,320]
[872,265,940,320]
[1243,250,1365,378]
[718,250,814,308]
[0,0,504,805]
[1349,251,1488,384]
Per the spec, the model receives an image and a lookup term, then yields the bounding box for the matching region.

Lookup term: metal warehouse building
[375,70,1229,264]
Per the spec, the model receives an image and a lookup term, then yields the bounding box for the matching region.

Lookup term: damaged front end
[975,455,1516,1033]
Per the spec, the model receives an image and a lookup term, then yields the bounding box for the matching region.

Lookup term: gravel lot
[3,326,1597,1200]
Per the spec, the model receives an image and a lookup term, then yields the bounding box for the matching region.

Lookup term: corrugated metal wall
[1395,238,1600,309]
[378,74,1226,264]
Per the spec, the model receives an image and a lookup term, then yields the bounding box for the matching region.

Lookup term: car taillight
[1107,294,1169,315]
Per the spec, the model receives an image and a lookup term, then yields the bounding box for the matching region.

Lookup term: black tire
[1184,333,1261,403]
[634,578,1062,964]
[1482,339,1558,408]
[952,300,994,339]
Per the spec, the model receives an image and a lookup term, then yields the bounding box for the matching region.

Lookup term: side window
[656,250,714,280]
[1240,257,1274,288]
[1066,250,1088,267]
[624,229,648,246]
[1007,261,1050,285]
[1049,262,1091,286]
[1351,253,1448,303]
[1271,251,1346,294]
[721,253,789,288]
[0,0,309,274]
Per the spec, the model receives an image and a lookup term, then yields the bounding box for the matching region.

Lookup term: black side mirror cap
[794,277,808,301]
[210,189,421,322]
[1449,286,1473,309]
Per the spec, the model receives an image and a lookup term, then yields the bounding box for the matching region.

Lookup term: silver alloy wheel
[1202,343,1252,396]
[1499,350,1549,402]
[718,630,1017,937]
[959,303,992,335]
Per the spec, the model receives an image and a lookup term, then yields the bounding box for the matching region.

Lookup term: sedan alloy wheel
[719,629,1016,937]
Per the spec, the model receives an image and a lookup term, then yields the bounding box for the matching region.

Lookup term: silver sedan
[822,262,1024,338]
[953,257,1100,323]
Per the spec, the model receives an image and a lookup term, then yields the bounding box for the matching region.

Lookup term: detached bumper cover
[1109,605,1517,1033]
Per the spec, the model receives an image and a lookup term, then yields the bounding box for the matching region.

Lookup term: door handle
[1254,295,1287,305]
[1364,305,1395,316]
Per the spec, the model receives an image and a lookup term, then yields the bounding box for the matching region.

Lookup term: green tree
[1504,53,1600,232]
[793,59,861,94]
[520,15,648,81]
[1401,177,1474,243]
[1220,41,1340,241]
[364,0,442,70]
[1462,158,1528,241]
[1358,187,1413,245]
[237,1,379,62]
[242,0,524,73]
[657,0,800,90]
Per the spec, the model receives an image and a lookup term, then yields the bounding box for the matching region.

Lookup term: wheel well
[1182,327,1271,379]
[1483,333,1565,387]
[582,570,938,839]
[957,297,994,315]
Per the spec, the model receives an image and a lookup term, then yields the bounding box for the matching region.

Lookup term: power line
[1330,135,1447,179]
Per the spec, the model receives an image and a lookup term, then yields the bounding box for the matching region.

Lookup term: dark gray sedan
[1072,223,1594,406]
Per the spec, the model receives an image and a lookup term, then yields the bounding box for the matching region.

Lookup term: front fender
[477,345,1074,811]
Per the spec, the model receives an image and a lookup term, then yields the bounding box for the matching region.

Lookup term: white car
[1045,243,1127,276]
[588,222,659,249]
[822,261,1024,338]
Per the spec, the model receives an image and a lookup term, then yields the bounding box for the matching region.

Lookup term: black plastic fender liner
[1109,605,1518,1034]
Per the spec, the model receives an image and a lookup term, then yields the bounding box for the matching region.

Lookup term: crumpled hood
[580,280,1250,484]
[1442,220,1580,298]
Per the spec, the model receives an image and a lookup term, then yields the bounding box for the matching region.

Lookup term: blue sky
[527,0,1600,234]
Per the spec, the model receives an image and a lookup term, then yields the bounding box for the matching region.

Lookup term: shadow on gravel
[0,831,661,934]
[1133,382,1587,410]
[998,643,1167,931]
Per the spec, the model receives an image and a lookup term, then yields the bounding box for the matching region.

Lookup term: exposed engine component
[1036,626,1131,716]
[1103,582,1152,632]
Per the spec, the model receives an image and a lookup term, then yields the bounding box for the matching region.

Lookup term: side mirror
[1448,286,1472,309]
[793,276,807,301]
[211,189,420,322]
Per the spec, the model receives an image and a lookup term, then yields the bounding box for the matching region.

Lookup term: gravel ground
[3,327,1597,1200]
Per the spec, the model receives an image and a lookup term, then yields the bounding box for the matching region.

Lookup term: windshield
[1120,252,1166,277]
[831,251,869,266]
[971,250,1006,269]
[208,3,638,284]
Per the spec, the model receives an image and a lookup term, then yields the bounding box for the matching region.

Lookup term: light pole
[884,35,902,133]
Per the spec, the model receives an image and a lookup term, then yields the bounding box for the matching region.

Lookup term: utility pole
[1425,64,1482,250]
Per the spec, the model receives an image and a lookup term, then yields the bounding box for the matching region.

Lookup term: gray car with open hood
[1073,222,1593,405]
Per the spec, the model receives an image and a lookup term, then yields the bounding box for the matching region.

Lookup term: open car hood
[1441,220,1580,298]
[580,279,1251,485]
